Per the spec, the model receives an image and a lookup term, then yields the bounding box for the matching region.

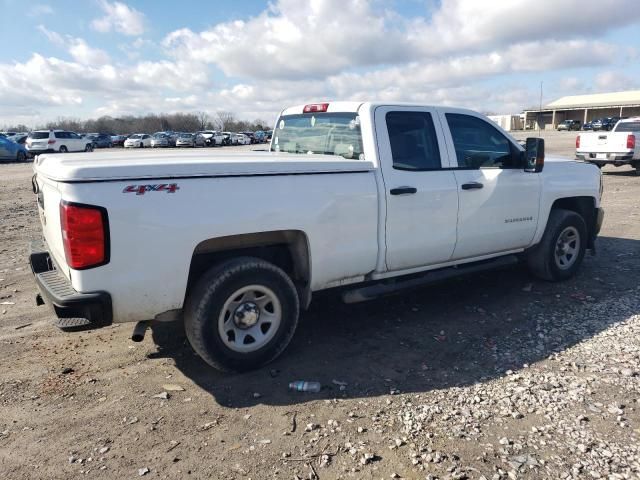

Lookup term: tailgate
[34,174,69,278]
[579,132,629,153]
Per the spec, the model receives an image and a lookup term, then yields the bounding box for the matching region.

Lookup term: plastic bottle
[288,381,321,393]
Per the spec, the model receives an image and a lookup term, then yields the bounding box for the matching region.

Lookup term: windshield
[179,133,193,139]
[615,121,640,132]
[29,132,50,139]
[129,134,142,139]
[271,112,364,159]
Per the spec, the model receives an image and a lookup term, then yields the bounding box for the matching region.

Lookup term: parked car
[601,117,621,131]
[221,132,233,146]
[197,130,224,147]
[151,133,171,148]
[0,135,28,162]
[7,133,28,145]
[26,130,93,155]
[111,135,127,147]
[557,120,581,131]
[576,117,640,173]
[583,120,595,131]
[235,133,252,145]
[124,134,152,148]
[253,131,266,143]
[88,133,113,148]
[240,131,257,144]
[29,102,604,371]
[265,130,273,142]
[176,133,206,147]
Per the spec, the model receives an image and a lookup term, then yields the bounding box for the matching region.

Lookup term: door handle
[461,182,483,190]
[390,186,417,195]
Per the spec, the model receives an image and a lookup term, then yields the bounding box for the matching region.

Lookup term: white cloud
[28,4,53,17]
[38,26,111,65]
[595,71,640,92]
[91,0,146,36]
[4,0,640,126]
[163,0,640,81]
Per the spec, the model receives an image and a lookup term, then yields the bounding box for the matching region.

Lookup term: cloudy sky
[2,0,640,127]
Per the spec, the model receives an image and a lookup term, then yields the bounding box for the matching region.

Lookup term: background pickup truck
[30,102,604,372]
[576,117,640,173]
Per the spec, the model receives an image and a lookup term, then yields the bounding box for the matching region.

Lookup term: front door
[375,106,459,272]
[438,109,541,260]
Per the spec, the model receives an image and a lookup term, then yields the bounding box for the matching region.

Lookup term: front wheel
[527,209,587,281]
[17,151,27,162]
[184,257,299,372]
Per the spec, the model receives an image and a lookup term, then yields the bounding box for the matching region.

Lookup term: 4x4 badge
[123,184,180,195]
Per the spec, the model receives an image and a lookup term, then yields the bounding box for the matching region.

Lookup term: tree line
[2,111,271,135]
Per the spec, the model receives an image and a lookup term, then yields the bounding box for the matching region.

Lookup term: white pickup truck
[30,102,604,371]
[576,117,640,173]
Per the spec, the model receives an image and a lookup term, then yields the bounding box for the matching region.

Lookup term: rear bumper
[26,148,55,156]
[576,152,634,163]
[29,241,112,330]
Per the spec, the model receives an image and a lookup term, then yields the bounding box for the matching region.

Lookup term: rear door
[375,106,459,271]
[438,109,541,260]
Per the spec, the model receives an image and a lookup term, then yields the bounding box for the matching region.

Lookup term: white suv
[26,130,94,155]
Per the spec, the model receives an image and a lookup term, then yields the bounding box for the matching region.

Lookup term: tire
[16,151,26,162]
[184,257,300,372]
[59,146,68,153]
[84,144,93,152]
[527,209,587,281]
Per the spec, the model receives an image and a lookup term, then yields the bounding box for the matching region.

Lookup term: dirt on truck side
[1,135,639,479]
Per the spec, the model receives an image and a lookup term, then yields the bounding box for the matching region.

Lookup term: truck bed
[33,149,374,182]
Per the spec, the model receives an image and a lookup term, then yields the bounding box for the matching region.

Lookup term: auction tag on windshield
[310,116,316,127]
[279,119,285,130]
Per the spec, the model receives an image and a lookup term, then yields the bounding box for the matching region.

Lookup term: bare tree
[216,111,235,131]
[196,111,210,131]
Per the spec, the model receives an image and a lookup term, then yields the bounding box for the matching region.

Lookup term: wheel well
[551,196,597,247]
[187,230,312,308]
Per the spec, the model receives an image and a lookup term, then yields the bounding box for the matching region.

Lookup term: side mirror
[524,137,544,173]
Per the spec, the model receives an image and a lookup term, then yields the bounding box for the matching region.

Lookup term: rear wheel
[16,151,26,162]
[84,144,93,152]
[59,146,68,153]
[184,257,299,372]
[527,209,587,281]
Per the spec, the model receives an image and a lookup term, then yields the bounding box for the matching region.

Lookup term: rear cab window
[271,112,364,160]
[615,121,640,132]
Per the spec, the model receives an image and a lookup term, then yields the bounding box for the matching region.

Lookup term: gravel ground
[0,139,639,480]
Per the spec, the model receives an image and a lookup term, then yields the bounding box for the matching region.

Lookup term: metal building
[523,90,640,130]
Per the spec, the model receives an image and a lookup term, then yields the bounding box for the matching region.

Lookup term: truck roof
[280,101,480,117]
[34,149,374,182]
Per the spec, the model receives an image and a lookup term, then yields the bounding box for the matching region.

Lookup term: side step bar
[342,255,519,304]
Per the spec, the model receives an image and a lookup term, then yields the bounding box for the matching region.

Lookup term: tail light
[575,135,580,149]
[60,202,109,269]
[303,103,329,113]
[627,134,635,149]
[48,139,56,144]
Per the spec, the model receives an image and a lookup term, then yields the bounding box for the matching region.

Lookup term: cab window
[386,111,441,171]
[446,114,519,169]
